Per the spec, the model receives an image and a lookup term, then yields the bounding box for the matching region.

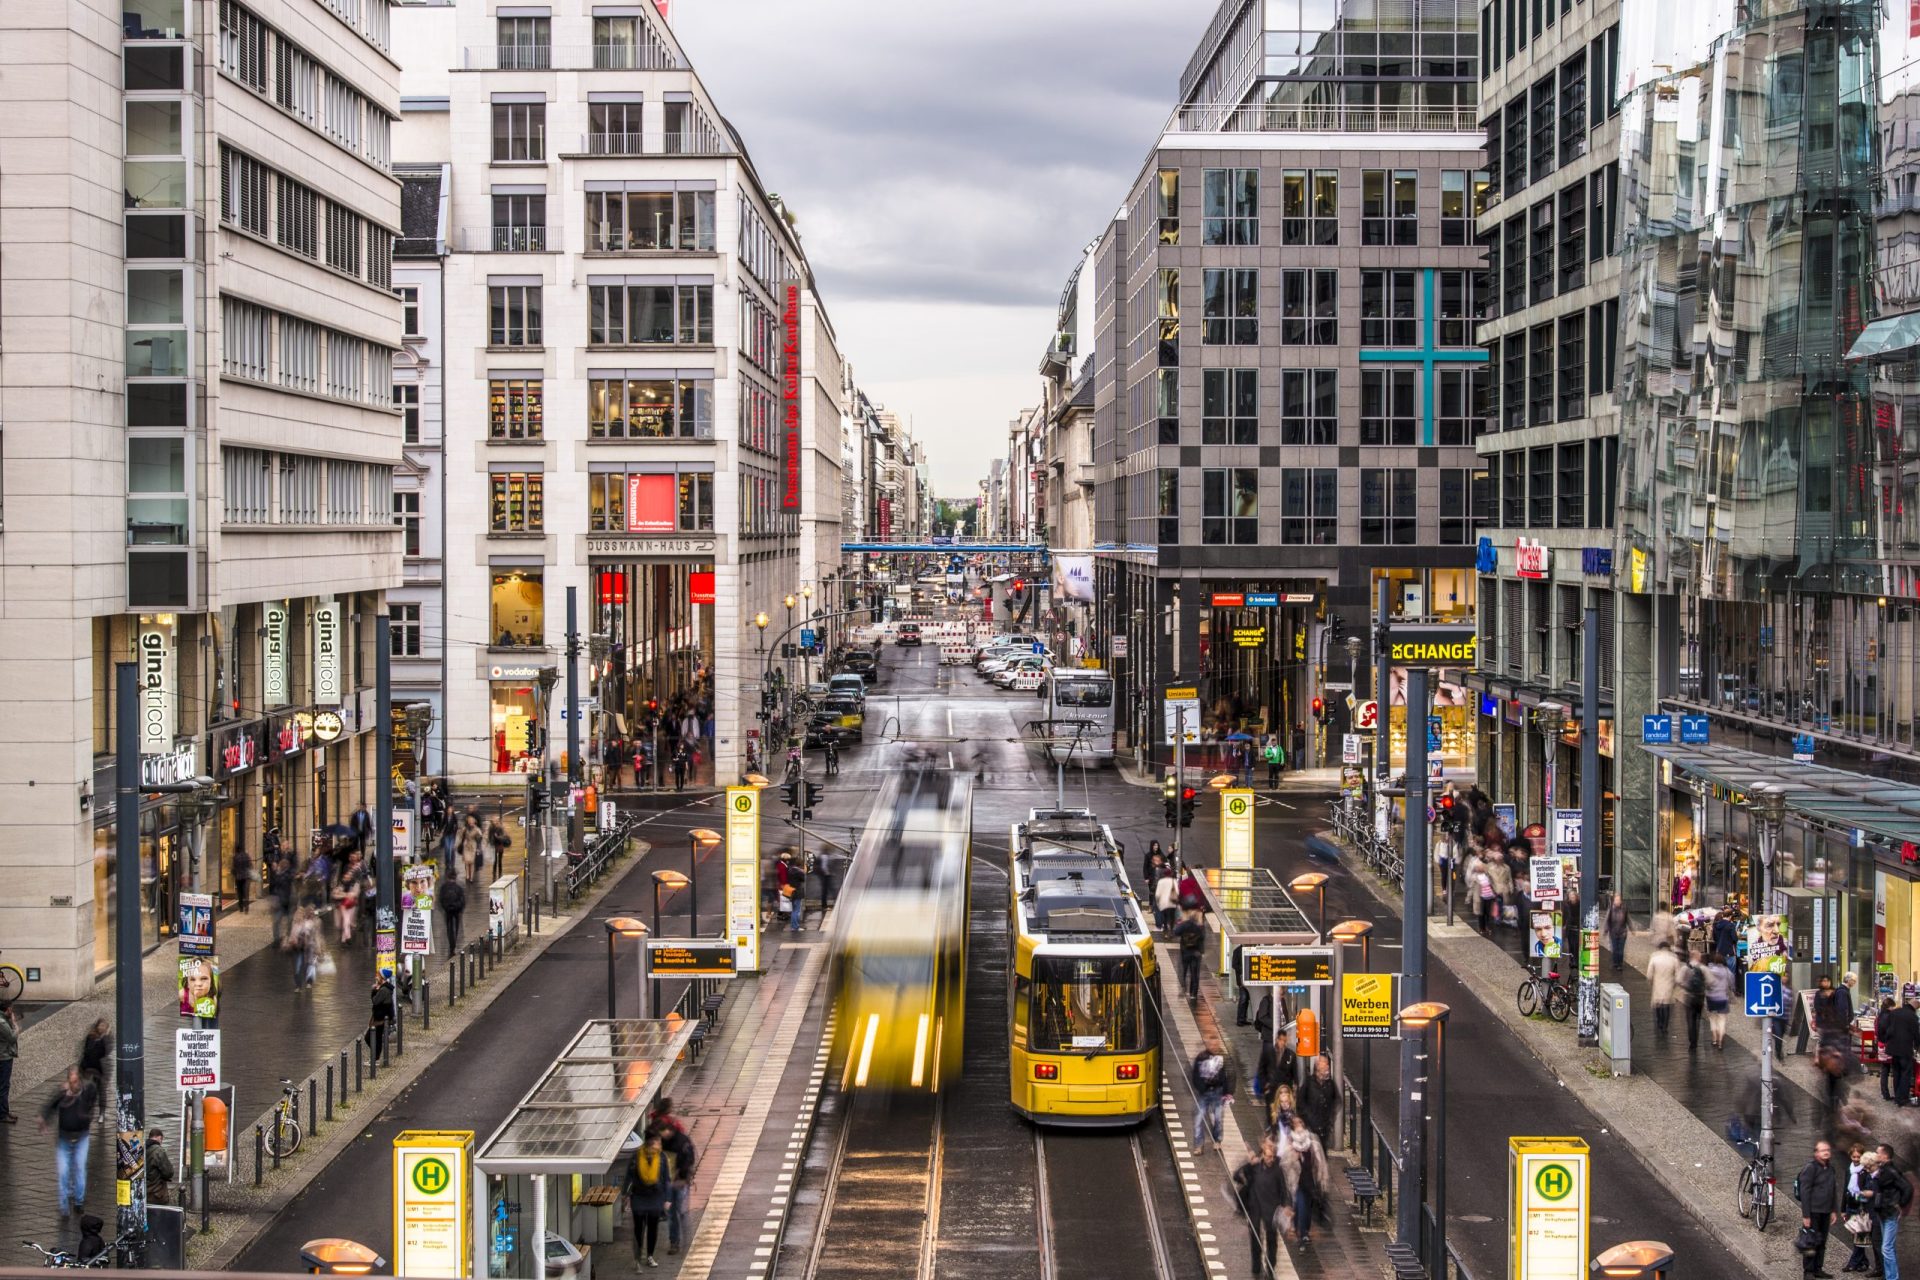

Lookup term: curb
[1325,829,1792,1275]
[188,838,653,1271]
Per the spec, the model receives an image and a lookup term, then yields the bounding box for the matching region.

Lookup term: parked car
[992,657,1051,686]
[828,673,868,703]
[841,649,879,680]
[821,694,865,739]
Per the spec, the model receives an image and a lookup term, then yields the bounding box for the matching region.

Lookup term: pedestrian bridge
[839,540,1048,553]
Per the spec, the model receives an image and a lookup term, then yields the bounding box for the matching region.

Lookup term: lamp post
[603,916,647,1019]
[801,585,815,686]
[1290,871,1329,938]
[1747,782,1788,1164]
[650,870,689,1014]
[299,1238,386,1275]
[1592,1241,1675,1279]
[783,593,797,692]
[171,781,219,1231]
[1330,919,1374,1171]
[1399,1001,1450,1278]
[687,828,720,935]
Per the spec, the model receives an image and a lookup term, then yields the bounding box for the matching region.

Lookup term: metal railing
[1169,101,1482,135]
[1329,800,1404,886]
[574,132,735,157]
[1342,1076,1478,1280]
[460,44,682,71]
[566,814,637,899]
[454,225,556,253]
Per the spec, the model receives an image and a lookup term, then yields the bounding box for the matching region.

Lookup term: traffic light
[780,778,797,807]
[1310,695,1326,723]
[1013,578,1026,594]
[1179,786,1198,828]
[1162,774,1179,828]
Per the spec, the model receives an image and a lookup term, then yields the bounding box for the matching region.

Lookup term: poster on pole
[1530,857,1563,902]
[1162,687,1200,745]
[176,892,214,957]
[401,909,434,955]
[176,1028,222,1089]
[724,786,762,972]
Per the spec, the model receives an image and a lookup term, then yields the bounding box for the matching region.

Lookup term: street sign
[1163,687,1200,745]
[393,809,415,863]
[1339,972,1395,1038]
[1354,700,1378,730]
[725,786,763,972]
[402,909,433,955]
[176,1028,221,1090]
[800,628,817,649]
[1744,970,1784,1017]
[1530,856,1563,902]
[393,1130,473,1278]
[1641,714,1674,744]
[1551,809,1583,852]
[645,939,738,976]
[1220,789,1255,873]
[1510,1137,1590,1280]
[1111,635,1128,659]
[1342,733,1362,764]
[1241,947,1335,986]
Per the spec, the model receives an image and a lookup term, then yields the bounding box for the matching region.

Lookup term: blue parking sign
[1743,970,1783,1018]
[800,628,817,650]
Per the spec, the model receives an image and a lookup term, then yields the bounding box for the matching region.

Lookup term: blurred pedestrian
[1232,1136,1289,1278]
[286,905,321,990]
[439,874,468,955]
[647,1099,696,1256]
[1174,904,1207,1003]
[1879,997,1899,1101]
[1704,951,1734,1049]
[487,818,510,879]
[1298,1055,1338,1152]
[1279,1115,1328,1244]
[40,1066,97,1219]
[1154,869,1180,937]
[1649,943,1680,1037]
[79,1019,110,1121]
[1190,1032,1235,1157]
[0,1003,18,1123]
[1800,1138,1841,1278]
[1816,974,1857,1053]
[232,844,255,913]
[1680,949,1707,1050]
[620,1131,674,1268]
[1606,894,1630,973]
[367,971,395,1060]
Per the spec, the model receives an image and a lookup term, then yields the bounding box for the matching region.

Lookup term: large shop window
[489,470,544,532]
[587,374,714,439]
[490,567,544,647]
[587,470,716,532]
[490,679,541,773]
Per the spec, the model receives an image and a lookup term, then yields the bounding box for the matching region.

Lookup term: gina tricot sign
[138,623,174,755]
[781,284,802,514]
[312,599,342,707]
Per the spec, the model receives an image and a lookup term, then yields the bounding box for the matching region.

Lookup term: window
[219,147,269,236]
[1281,369,1337,445]
[282,454,322,524]
[1528,199,1554,305]
[490,569,544,647]
[393,490,420,555]
[1281,169,1338,245]
[1281,468,1338,544]
[587,282,713,345]
[325,331,365,401]
[485,193,543,252]
[1029,956,1150,1055]
[1588,162,1618,262]
[1586,298,1619,396]
[322,73,363,155]
[1440,169,1489,245]
[1502,331,1526,431]
[1529,75,1555,185]
[1559,49,1588,166]
[497,16,549,69]
[1201,468,1258,545]
[1361,468,1417,545]
[1502,214,1526,313]
[587,376,714,439]
[491,102,545,162]
[219,0,267,91]
[1558,186,1586,292]
[1154,369,1179,444]
[223,447,270,523]
[1361,270,1416,346]
[489,377,543,438]
[1503,99,1527,196]
[1437,270,1474,346]
[585,189,716,251]
[1557,442,1585,527]
[1437,368,1484,446]
[1281,269,1336,345]
[1201,269,1257,345]
[1500,451,1525,527]
[394,380,419,443]
[1362,170,1417,246]
[594,16,643,68]
[368,228,392,290]
[390,603,422,657]
[220,297,270,382]
[1157,469,1179,544]
[489,470,544,532]
[325,202,362,276]
[1201,168,1258,245]
[396,285,420,337]
[1588,436,1618,527]
[1360,369,1417,446]
[678,472,715,530]
[1439,468,1475,544]
[1155,169,1179,245]
[1528,446,1553,526]
[1156,269,1179,366]
[1528,323,1553,425]
[1557,314,1585,421]
[489,285,543,346]
[1201,369,1258,444]
[662,100,695,153]
[282,316,318,392]
[277,176,318,258]
[588,102,643,155]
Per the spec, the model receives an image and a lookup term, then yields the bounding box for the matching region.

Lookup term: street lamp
[1208,773,1237,790]
[1751,782,1787,908]
[603,916,648,1020]
[1330,919,1375,1171]
[1592,1241,1675,1279]
[299,1239,386,1275]
[1290,871,1329,937]
[649,872,690,1013]
[742,773,772,789]
[1398,1001,1451,1279]
[687,828,721,936]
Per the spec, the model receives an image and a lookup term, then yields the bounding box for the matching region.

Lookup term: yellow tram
[828,769,973,1092]
[1008,808,1161,1125]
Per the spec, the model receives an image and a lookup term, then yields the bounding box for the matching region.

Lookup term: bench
[685,1023,707,1064]
[701,993,726,1029]
[1344,1165,1381,1227]
[1384,1242,1424,1280]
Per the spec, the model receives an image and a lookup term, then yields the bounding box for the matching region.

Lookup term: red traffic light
[1310,696,1325,717]
[1181,787,1197,801]
[1438,793,1456,810]
[1013,579,1026,593]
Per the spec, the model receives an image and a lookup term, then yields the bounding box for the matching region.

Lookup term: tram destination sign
[1383,624,1477,668]
[645,939,738,977]
[1241,947,1335,986]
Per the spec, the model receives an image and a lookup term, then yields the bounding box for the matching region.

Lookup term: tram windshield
[1029,955,1151,1053]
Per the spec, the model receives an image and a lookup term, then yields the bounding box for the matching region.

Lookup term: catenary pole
[1578,605,1601,1045]
[1396,666,1431,1251]
[113,664,147,1261]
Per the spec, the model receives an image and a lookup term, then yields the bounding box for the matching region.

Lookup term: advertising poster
[176,892,214,956]
[178,956,219,1019]
[1747,914,1789,974]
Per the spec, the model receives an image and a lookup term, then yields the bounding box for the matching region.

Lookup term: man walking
[1232,1136,1289,1277]
[1263,736,1283,789]
[1884,996,1920,1107]
[1871,1144,1912,1280]
[40,1067,97,1219]
[439,873,468,955]
[1648,943,1680,1037]
[1800,1139,1842,1278]
[1189,1032,1235,1156]
[1606,893,1631,973]
[1173,904,1207,1004]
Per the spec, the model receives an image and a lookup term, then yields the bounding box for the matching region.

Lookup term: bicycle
[1517,964,1573,1022]
[0,952,26,1007]
[264,1077,303,1159]
[1736,1150,1775,1230]
[21,1234,131,1268]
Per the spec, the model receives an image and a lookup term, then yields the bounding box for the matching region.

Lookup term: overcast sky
[670,1,1212,497]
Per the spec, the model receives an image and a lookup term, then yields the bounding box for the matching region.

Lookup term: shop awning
[1644,742,1920,847]
[1847,310,1920,362]
[475,1018,696,1176]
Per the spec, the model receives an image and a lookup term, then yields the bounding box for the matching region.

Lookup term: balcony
[454,226,558,253]
[1167,102,1481,135]
[460,44,681,71]
[572,133,736,158]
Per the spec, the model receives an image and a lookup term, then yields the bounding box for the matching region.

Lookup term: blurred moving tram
[828,768,974,1092]
[1008,808,1161,1125]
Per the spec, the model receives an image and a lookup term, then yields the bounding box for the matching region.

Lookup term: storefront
[586,534,719,785]
[488,664,546,775]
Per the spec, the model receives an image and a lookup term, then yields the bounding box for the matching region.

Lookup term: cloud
[669,0,1208,489]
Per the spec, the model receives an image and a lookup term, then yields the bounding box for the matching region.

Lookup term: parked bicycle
[1517,962,1573,1022]
[0,951,25,1007]
[1735,1149,1775,1230]
[20,1234,130,1268]
[264,1077,303,1159]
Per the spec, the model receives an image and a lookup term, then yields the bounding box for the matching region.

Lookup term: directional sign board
[645,939,738,976]
[1510,1137,1590,1280]
[1551,809,1583,852]
[1241,947,1335,986]
[1744,970,1784,1018]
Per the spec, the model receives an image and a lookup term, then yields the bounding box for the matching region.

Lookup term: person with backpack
[647,1100,696,1256]
[1679,949,1708,1050]
[1173,904,1207,1004]
[1189,1033,1235,1157]
[1870,1144,1911,1280]
[1799,1139,1842,1278]
[439,874,468,955]
[620,1130,675,1268]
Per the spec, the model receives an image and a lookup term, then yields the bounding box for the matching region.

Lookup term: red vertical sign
[626,474,677,533]
[781,284,802,513]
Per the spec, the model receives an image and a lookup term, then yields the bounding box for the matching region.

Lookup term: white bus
[1042,668,1116,765]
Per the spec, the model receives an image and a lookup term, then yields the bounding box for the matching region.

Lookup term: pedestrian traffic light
[1179,786,1198,828]
[1310,695,1326,723]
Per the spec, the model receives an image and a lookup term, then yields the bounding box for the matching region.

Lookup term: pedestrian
[1606,893,1630,973]
[486,818,510,878]
[1297,1055,1338,1152]
[1817,974,1857,1052]
[647,1100,696,1257]
[335,850,364,943]
[232,844,254,913]
[1279,1115,1328,1244]
[1255,1024,1297,1106]
[1173,904,1207,1004]
[286,904,321,990]
[40,1066,97,1219]
[818,848,844,908]
[1712,909,1739,969]
[269,847,295,946]
[1648,943,1680,1037]
[1263,736,1284,789]
[440,874,468,955]
[1190,1032,1235,1156]
[1231,1135,1290,1278]
[1879,997,1900,1101]
[1704,951,1734,1049]
[776,852,803,932]
[456,815,483,884]
[1870,1143,1912,1280]
[367,971,396,1060]
[1801,1138,1843,1278]
[0,1003,18,1124]
[620,1131,675,1268]
[1154,868,1180,937]
[672,740,690,791]
[145,1127,176,1207]
[1680,948,1707,1050]
[1473,861,1497,935]
[1142,840,1164,890]
[79,1018,110,1121]
[1178,863,1204,909]
[350,802,375,855]
[1883,996,1920,1107]
[1844,1145,1876,1274]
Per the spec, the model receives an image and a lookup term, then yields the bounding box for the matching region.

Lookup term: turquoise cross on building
[1356,267,1490,446]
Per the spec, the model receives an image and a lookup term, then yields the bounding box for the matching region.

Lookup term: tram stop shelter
[1196,867,1345,1078]
[474,1018,697,1279]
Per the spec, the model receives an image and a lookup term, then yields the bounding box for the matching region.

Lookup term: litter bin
[146,1204,186,1269]
[1597,982,1631,1075]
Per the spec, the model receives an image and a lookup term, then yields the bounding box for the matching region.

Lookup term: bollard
[395,1007,404,1056]
[254,1125,265,1186]
[272,1119,281,1171]
[423,979,431,1030]
[450,956,459,1003]
[290,1083,300,1129]
[309,1077,318,1135]
[355,1039,364,1092]
[382,1022,392,1068]
[326,1065,335,1123]
[339,1050,349,1106]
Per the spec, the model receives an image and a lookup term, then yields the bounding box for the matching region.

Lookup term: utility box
[146,1205,185,1269]
[1597,982,1631,1075]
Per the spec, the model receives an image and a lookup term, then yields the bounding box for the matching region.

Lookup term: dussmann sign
[1385,625,1477,667]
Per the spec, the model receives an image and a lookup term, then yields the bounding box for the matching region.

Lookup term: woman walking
[620,1131,675,1268]
[1280,1115,1329,1245]
[287,905,322,990]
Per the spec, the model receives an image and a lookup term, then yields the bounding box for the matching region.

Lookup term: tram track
[797,1085,945,1280]
[1034,1127,1193,1280]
